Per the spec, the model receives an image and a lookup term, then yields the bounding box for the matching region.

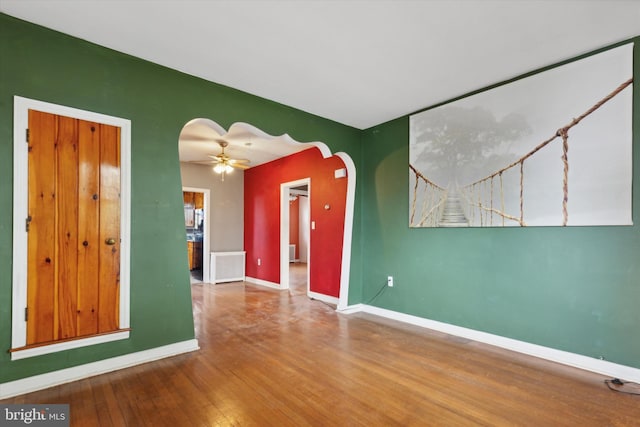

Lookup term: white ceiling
[2,0,639,164]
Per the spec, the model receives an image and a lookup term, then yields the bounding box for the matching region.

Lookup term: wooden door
[27,109,121,346]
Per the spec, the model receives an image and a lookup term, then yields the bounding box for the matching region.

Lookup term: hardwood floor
[3,263,639,425]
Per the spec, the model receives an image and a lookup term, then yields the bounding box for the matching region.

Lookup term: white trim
[182,186,211,283]
[346,304,640,383]
[245,276,281,289]
[0,339,199,399]
[11,98,29,350]
[334,152,356,311]
[336,303,364,315]
[308,291,339,306]
[11,96,131,356]
[11,331,130,361]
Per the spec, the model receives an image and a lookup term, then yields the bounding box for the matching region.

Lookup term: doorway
[182,187,211,284]
[178,118,356,310]
[287,184,310,296]
[280,179,310,296]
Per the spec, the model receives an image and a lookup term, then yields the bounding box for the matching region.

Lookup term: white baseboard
[0,339,200,399]
[11,330,130,361]
[245,276,281,289]
[337,303,364,314]
[350,305,640,383]
[308,291,339,305]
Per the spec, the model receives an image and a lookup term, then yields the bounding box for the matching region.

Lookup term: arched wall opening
[178,119,355,309]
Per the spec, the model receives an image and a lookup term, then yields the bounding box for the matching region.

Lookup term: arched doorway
[178,119,355,309]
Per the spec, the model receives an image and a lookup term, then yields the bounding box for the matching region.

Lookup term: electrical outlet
[258,258,261,266]
[387,276,394,287]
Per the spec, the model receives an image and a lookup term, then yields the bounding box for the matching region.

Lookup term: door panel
[57,115,79,340]
[77,120,101,336]
[27,110,57,344]
[26,110,121,346]
[98,124,121,333]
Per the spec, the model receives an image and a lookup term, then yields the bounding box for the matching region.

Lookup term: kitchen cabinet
[183,191,194,207]
[183,191,204,209]
[187,241,203,270]
[194,192,204,209]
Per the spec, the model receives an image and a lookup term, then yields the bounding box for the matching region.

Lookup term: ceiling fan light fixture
[202,139,250,181]
[213,162,234,182]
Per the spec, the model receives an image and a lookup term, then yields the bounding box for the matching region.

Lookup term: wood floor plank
[2,263,639,426]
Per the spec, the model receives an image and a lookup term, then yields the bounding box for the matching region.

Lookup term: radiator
[210,251,245,284]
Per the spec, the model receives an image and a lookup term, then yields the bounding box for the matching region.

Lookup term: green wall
[0,14,362,383]
[359,38,640,368]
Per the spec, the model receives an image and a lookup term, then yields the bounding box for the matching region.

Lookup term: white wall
[298,195,309,263]
[180,162,244,251]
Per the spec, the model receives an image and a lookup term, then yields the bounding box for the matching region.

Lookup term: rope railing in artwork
[458,177,524,226]
[456,77,633,227]
[409,164,447,227]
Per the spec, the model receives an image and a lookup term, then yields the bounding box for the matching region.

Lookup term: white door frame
[182,186,211,283]
[280,178,311,294]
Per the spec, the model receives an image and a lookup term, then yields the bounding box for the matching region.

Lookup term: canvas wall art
[409,43,633,227]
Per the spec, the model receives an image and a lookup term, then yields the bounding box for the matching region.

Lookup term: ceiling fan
[196,140,250,181]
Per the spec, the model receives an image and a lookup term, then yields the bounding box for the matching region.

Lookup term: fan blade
[228,158,250,164]
[232,164,250,170]
[186,160,217,165]
[186,159,249,170]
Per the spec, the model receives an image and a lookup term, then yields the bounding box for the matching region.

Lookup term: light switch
[311,221,316,230]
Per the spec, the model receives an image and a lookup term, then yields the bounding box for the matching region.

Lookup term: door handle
[105,237,117,245]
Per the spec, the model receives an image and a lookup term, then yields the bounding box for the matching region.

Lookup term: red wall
[244,147,348,297]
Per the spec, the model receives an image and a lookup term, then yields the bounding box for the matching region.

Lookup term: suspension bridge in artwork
[409,77,633,228]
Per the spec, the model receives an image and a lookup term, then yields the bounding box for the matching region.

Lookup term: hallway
[287,262,308,296]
